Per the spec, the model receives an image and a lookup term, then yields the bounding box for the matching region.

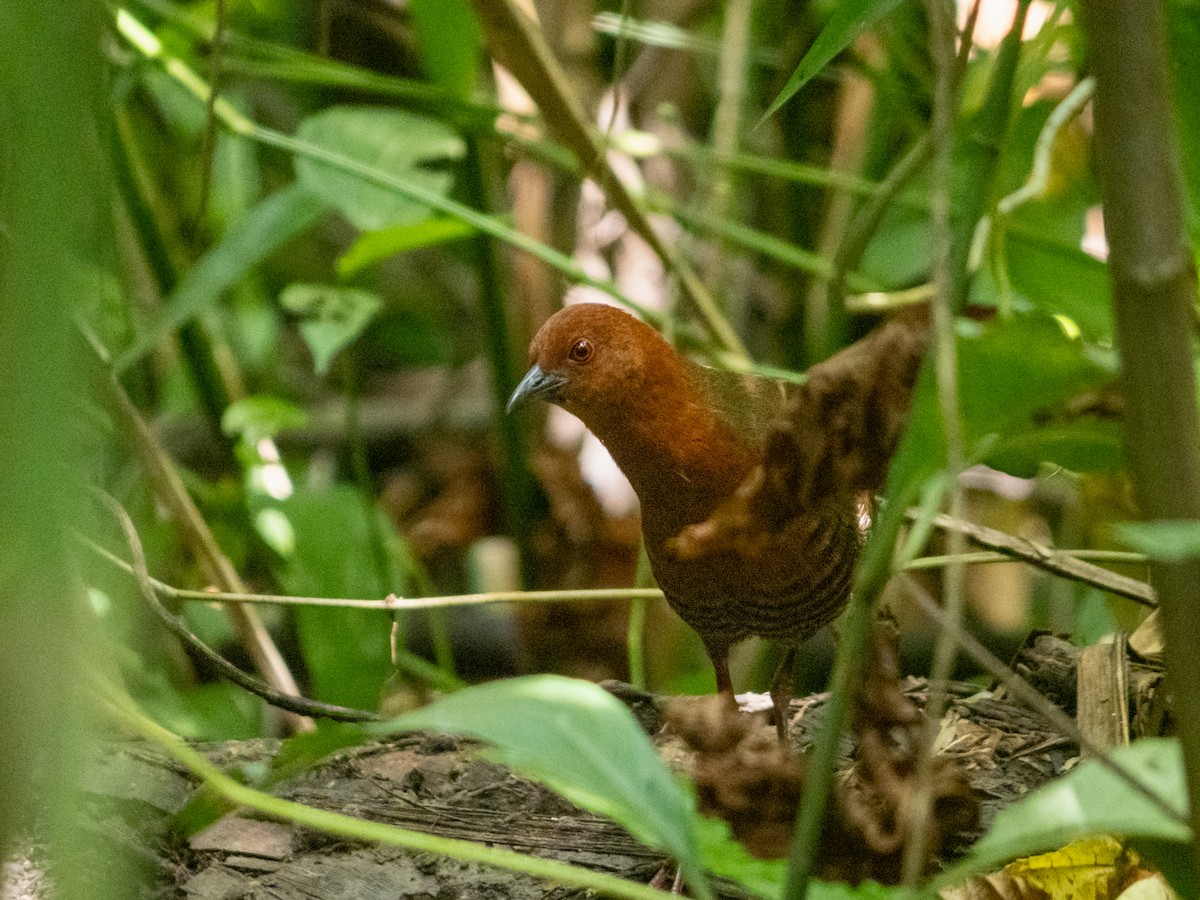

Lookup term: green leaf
[336,216,477,278]
[271,721,370,783]
[1006,222,1114,341]
[897,313,1114,479]
[117,183,329,370]
[294,106,465,231]
[279,283,382,375]
[274,486,394,709]
[222,395,308,444]
[943,738,1189,883]
[409,0,482,100]
[760,0,905,122]
[1113,520,1200,562]
[955,315,1114,456]
[983,420,1123,478]
[694,815,786,898]
[376,676,710,893]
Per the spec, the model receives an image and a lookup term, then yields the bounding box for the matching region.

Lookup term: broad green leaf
[336,216,477,278]
[896,313,1114,480]
[983,421,1123,478]
[279,283,382,375]
[1006,221,1113,341]
[956,315,1114,453]
[1114,520,1200,562]
[377,676,709,893]
[761,0,905,122]
[943,738,1189,882]
[222,395,308,445]
[409,0,482,100]
[295,106,465,231]
[117,182,329,370]
[275,486,394,710]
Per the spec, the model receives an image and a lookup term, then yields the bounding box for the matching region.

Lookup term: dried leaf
[670,310,930,561]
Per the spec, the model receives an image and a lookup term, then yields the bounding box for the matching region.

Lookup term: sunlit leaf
[279,283,382,375]
[336,216,477,278]
[295,106,465,231]
[1012,836,1128,897]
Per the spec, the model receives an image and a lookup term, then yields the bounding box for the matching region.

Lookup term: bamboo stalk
[1079,0,1200,876]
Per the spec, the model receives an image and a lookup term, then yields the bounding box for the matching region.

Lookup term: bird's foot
[649,864,685,894]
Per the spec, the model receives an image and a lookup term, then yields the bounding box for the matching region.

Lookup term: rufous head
[506,303,672,424]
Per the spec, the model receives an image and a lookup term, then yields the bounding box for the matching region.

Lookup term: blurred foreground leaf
[337,217,477,277]
[117,183,329,369]
[222,395,308,444]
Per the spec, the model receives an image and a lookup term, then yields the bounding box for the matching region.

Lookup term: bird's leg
[708,644,737,708]
[769,646,798,743]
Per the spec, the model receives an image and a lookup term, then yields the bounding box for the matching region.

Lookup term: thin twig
[81,535,665,610]
[926,510,1157,607]
[98,493,380,723]
[84,525,1152,614]
[94,345,309,730]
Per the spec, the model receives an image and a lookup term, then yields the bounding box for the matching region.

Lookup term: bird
[507,302,865,740]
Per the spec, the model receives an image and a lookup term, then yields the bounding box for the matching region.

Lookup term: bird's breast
[645,500,860,653]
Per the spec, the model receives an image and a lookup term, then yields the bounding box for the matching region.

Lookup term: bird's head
[506,303,669,423]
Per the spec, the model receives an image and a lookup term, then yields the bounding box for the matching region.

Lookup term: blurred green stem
[0,3,101,889]
[950,0,1031,303]
[627,545,654,690]
[701,0,754,305]
[902,0,968,883]
[461,136,541,586]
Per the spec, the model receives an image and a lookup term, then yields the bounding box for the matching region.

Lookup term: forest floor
[40,636,1091,900]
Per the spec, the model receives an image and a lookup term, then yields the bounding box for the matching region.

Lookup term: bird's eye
[568,339,594,363]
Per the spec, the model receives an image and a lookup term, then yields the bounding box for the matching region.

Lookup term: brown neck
[582,361,757,539]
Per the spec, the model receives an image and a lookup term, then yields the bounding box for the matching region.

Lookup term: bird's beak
[506,364,568,413]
